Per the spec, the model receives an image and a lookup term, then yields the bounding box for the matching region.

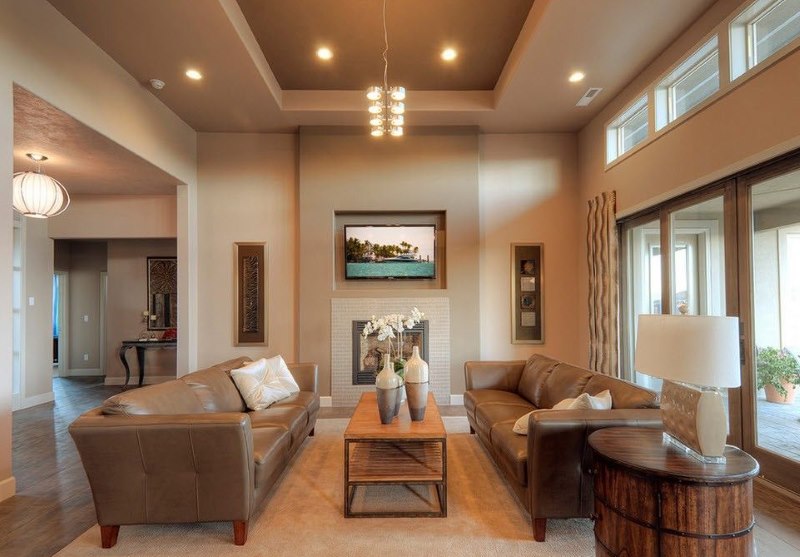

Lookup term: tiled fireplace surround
[331,298,451,406]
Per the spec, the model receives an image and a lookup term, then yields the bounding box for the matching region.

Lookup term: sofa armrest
[288,362,318,393]
[69,410,255,525]
[464,360,525,391]
[526,408,663,519]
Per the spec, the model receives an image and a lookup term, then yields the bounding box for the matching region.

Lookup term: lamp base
[662,432,726,464]
[660,380,729,463]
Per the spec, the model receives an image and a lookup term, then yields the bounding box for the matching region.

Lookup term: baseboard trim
[320,396,333,407]
[104,375,175,386]
[67,368,103,376]
[450,394,464,406]
[0,475,16,503]
[756,476,800,504]
[12,391,55,411]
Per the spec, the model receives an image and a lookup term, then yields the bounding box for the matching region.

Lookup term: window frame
[606,94,649,164]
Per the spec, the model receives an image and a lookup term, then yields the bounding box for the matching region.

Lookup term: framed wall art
[234,242,267,346]
[511,243,543,344]
[146,256,177,330]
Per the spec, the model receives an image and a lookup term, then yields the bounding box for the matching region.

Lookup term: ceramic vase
[403,346,429,421]
[376,354,401,424]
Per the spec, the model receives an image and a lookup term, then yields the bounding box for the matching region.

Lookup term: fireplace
[351,320,429,385]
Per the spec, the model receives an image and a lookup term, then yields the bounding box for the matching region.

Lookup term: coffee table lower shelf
[344,438,447,518]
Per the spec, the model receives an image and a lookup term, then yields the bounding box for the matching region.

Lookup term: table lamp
[634,314,740,463]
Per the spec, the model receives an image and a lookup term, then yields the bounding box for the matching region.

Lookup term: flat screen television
[344,224,436,280]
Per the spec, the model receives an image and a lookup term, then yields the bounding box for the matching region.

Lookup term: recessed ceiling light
[26,153,48,162]
[316,47,333,60]
[441,48,457,62]
[185,69,203,80]
[568,71,585,83]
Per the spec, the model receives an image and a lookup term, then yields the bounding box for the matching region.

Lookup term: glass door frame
[736,153,800,489]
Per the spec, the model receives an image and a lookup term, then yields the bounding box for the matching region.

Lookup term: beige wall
[196,133,297,366]
[58,241,107,372]
[105,240,177,384]
[0,0,197,500]
[299,128,481,397]
[479,134,581,363]
[20,219,55,403]
[576,0,800,367]
[49,195,177,239]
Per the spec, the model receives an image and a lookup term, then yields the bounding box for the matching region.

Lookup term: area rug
[56,417,594,556]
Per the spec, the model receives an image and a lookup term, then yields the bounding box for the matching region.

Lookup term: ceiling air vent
[576,87,603,107]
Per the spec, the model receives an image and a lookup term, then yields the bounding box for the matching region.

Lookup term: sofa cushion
[252,427,291,490]
[583,374,659,409]
[553,390,612,410]
[270,391,320,416]
[490,422,528,486]
[516,354,560,407]
[464,389,532,419]
[101,380,206,415]
[539,363,594,409]
[249,406,309,450]
[181,368,246,413]
[475,400,534,437]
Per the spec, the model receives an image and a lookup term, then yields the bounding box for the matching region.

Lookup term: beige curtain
[587,191,619,376]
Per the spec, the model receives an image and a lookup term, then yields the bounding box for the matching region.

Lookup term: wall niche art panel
[234,242,267,345]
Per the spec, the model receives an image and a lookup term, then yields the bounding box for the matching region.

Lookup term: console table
[118,339,177,388]
[589,427,759,557]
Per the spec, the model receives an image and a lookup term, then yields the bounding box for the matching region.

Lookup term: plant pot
[764,382,797,404]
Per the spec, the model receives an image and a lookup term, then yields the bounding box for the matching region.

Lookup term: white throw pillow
[264,355,300,394]
[512,390,613,435]
[231,358,292,411]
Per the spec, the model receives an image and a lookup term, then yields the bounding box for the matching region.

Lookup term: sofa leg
[469,426,475,435]
[532,518,546,542]
[233,520,248,545]
[100,525,119,548]
[309,427,315,437]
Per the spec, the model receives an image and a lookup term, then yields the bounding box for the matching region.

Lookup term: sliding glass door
[741,164,800,487]
[620,151,800,492]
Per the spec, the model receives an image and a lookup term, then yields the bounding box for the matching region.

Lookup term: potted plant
[756,346,800,404]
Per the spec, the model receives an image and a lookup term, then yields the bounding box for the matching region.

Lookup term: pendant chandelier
[12,153,70,218]
[366,0,405,137]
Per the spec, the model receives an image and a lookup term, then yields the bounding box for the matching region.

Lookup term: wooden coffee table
[343,391,447,518]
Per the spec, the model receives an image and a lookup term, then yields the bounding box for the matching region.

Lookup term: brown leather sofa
[69,357,319,548]
[464,354,661,541]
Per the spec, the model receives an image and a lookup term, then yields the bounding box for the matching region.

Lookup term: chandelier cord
[382,0,388,92]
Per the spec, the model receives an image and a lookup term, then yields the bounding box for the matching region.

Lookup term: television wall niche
[334,211,446,290]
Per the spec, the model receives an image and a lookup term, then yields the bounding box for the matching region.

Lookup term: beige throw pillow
[264,355,300,394]
[512,390,613,435]
[231,358,292,411]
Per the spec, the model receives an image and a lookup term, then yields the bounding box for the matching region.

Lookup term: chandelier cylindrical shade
[12,171,70,218]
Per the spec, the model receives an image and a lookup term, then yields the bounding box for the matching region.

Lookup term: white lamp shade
[12,171,70,218]
[634,314,741,388]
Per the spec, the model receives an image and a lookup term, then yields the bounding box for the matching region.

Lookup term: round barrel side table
[588,427,759,557]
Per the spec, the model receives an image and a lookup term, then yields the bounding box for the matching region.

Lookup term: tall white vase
[403,346,429,421]
[376,354,401,424]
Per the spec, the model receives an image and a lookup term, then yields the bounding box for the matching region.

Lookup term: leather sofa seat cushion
[249,406,308,450]
[102,380,206,416]
[583,374,658,409]
[252,427,291,490]
[516,354,560,407]
[181,368,247,413]
[539,364,594,409]
[490,423,528,486]
[270,391,320,416]
[464,389,532,419]
[475,400,535,437]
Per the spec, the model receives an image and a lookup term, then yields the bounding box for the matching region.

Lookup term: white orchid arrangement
[362,307,424,374]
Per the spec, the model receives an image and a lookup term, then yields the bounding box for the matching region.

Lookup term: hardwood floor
[2,378,799,556]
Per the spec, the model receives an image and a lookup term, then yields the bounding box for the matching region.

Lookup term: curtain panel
[587,191,619,376]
